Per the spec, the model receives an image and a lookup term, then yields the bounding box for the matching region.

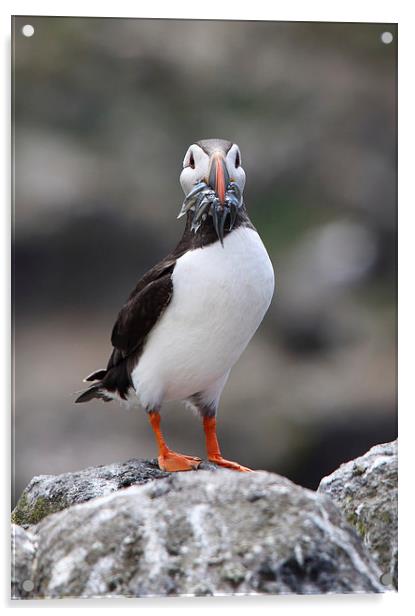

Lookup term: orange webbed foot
[208,455,253,472]
[158,451,201,472]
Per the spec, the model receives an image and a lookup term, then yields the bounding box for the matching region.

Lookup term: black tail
[84,368,108,382]
[75,382,112,403]
[76,351,132,404]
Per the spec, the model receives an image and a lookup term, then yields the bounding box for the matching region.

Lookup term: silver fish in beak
[177,154,243,246]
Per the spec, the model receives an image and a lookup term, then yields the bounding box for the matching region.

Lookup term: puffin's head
[178,139,246,245]
[180,139,245,201]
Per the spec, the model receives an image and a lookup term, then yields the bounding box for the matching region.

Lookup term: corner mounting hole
[22,579,34,592]
[22,24,34,37]
[380,572,393,586]
[381,31,393,45]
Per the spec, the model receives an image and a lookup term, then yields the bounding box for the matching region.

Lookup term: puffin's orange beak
[208,153,230,206]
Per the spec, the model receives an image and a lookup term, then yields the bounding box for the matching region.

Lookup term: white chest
[132,226,275,407]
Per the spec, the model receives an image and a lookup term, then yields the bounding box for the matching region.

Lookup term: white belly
[131,226,275,409]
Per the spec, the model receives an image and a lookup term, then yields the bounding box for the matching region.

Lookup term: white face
[180,143,246,197]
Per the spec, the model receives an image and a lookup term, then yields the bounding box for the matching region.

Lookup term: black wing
[110,259,176,361]
[77,219,200,403]
[76,259,175,401]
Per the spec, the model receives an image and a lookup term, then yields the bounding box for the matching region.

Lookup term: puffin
[76,139,275,472]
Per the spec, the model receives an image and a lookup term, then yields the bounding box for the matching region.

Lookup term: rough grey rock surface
[318,440,397,589]
[15,470,384,598]
[12,458,219,527]
[11,524,38,599]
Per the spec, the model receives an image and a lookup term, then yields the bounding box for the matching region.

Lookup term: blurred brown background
[12,17,397,505]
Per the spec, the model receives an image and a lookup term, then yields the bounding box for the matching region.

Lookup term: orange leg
[148,411,201,472]
[203,416,252,472]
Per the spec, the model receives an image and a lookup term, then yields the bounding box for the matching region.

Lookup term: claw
[158,451,201,472]
[209,456,253,472]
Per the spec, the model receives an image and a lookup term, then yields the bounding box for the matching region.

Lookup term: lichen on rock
[12,468,384,598]
[12,458,171,528]
[11,458,223,529]
[11,524,37,599]
[318,440,397,589]
[11,443,398,599]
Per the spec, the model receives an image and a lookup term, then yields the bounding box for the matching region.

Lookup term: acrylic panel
[11,16,397,599]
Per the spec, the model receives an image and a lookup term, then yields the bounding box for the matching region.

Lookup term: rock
[11,458,219,527]
[15,469,383,598]
[11,524,37,599]
[318,440,397,589]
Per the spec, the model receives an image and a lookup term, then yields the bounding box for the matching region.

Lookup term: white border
[2,0,401,22]
[2,1,412,613]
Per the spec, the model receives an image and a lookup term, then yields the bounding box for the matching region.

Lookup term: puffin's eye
[235,151,241,168]
[189,152,195,169]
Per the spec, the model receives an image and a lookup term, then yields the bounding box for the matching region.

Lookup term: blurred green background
[12,17,397,504]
